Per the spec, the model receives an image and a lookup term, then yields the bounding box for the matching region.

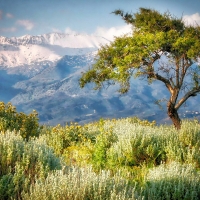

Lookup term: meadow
[0,102,200,199]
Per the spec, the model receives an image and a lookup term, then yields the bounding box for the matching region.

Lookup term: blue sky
[1,0,200,38]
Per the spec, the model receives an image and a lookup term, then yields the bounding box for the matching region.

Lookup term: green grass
[0,104,200,199]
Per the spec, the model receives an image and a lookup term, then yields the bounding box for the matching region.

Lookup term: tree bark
[167,102,181,130]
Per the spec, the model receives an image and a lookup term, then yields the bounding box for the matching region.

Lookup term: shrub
[37,122,98,166]
[0,131,62,200]
[0,102,41,140]
[106,119,167,170]
[1,116,200,199]
[165,120,200,167]
[22,167,138,200]
[143,162,200,199]
[92,119,118,171]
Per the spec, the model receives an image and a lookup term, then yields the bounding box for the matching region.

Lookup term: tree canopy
[79,8,200,129]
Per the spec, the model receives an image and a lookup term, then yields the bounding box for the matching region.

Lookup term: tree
[79,8,200,129]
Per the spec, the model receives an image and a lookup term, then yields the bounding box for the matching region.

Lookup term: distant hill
[0,33,199,125]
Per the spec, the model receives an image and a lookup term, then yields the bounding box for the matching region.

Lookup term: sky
[1,0,200,40]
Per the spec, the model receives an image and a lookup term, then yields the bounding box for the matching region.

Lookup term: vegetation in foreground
[0,102,200,199]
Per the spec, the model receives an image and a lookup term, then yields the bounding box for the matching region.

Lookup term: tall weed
[0,131,61,200]
[143,161,200,199]
[22,167,138,200]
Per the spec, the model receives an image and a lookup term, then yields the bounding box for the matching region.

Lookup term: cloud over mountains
[16,20,35,30]
[183,13,200,26]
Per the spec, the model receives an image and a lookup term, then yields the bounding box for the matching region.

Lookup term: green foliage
[165,120,200,167]
[38,122,97,160]
[1,112,200,199]
[106,121,167,173]
[80,8,200,92]
[22,167,138,200]
[0,131,61,200]
[0,102,41,140]
[80,7,200,129]
[92,118,118,171]
[113,8,184,33]
[143,162,200,199]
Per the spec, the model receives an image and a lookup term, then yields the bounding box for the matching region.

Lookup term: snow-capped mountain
[0,33,109,68]
[0,33,109,47]
[0,33,199,125]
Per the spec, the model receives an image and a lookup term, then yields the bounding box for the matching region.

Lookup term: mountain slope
[0,33,199,125]
[0,33,108,68]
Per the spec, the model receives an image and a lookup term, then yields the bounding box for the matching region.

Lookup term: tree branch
[154,73,174,94]
[175,87,200,110]
[179,56,193,87]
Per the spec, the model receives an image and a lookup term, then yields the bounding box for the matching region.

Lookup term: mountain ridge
[0,32,107,68]
[0,32,200,125]
[0,32,109,47]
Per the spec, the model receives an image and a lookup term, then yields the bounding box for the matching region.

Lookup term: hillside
[0,33,200,125]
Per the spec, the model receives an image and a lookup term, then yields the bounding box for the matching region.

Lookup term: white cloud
[51,27,62,33]
[0,27,16,32]
[65,25,132,41]
[48,25,133,48]
[63,25,132,41]
[6,13,14,18]
[94,25,132,41]
[65,27,79,35]
[183,13,200,27]
[16,20,34,30]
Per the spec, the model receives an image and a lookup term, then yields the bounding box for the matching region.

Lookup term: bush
[106,119,167,170]
[0,102,41,140]
[0,131,62,200]
[22,167,138,200]
[143,162,200,199]
[165,120,200,167]
[1,114,200,199]
[37,122,98,166]
[91,118,118,171]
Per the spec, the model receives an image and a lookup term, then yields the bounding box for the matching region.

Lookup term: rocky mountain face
[0,33,199,125]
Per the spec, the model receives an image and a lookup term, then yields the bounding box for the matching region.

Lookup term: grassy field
[0,102,200,199]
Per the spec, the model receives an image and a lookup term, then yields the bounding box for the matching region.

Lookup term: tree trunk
[167,102,181,130]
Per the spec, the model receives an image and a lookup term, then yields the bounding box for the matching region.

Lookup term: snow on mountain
[41,33,110,48]
[0,44,61,67]
[0,33,108,68]
[0,33,109,47]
